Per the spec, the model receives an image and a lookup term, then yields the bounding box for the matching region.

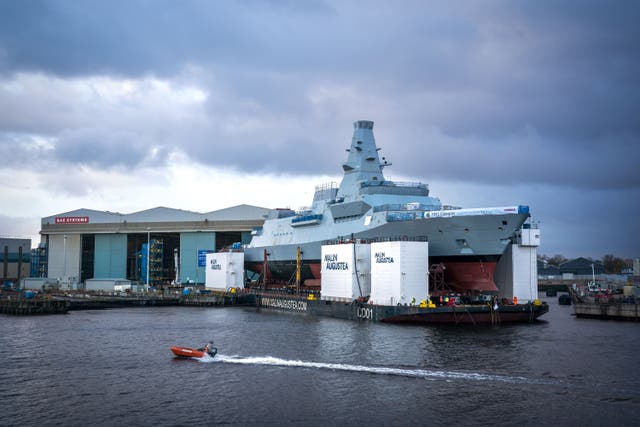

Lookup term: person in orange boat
[203,341,217,357]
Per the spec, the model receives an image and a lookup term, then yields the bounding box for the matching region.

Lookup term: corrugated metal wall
[180,232,216,284]
[94,234,127,279]
[47,234,81,280]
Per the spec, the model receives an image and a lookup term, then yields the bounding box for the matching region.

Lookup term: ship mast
[337,120,390,201]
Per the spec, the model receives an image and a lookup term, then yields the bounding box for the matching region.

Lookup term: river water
[1,294,638,426]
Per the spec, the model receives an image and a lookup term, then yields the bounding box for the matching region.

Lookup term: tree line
[538,254,634,274]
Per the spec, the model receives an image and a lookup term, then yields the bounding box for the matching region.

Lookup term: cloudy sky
[0,0,638,259]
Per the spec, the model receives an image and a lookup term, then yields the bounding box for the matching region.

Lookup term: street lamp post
[146,228,151,286]
[63,234,67,281]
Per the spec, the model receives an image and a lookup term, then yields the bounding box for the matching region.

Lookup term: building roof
[558,257,605,274]
[537,260,560,276]
[43,204,270,225]
[560,257,603,269]
[40,204,271,234]
[203,204,270,221]
[42,208,123,225]
[0,238,31,251]
[127,207,202,222]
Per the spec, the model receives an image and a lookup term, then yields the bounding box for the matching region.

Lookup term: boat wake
[202,354,554,385]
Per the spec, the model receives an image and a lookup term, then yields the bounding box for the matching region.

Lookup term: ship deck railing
[360,180,427,190]
[322,235,428,245]
[373,203,440,213]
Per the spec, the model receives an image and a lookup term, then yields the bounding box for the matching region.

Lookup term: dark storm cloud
[0,0,335,77]
[385,125,640,190]
[0,0,638,189]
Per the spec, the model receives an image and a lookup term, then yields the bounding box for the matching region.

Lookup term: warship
[244,120,530,292]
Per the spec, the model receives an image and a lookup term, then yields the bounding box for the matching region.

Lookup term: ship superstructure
[245,120,530,292]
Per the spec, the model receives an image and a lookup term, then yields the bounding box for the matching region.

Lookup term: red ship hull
[442,261,499,292]
[247,258,500,292]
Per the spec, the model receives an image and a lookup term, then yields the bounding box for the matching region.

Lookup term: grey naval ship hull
[244,120,532,292]
[245,209,530,291]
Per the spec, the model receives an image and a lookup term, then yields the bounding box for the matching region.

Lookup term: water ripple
[207,354,558,385]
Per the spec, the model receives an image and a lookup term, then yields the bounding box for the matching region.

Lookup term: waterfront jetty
[66,294,180,310]
[180,290,256,307]
[0,289,258,314]
[0,293,69,315]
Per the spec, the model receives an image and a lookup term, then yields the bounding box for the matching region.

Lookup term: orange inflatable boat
[170,345,217,358]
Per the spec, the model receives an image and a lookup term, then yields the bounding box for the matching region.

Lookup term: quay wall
[573,302,640,321]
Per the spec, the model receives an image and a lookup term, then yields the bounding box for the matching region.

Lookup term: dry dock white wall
[495,227,540,302]
[369,241,429,306]
[320,243,371,301]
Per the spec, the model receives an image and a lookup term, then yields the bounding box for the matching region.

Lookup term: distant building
[634,258,640,276]
[558,257,604,278]
[538,257,605,280]
[537,260,560,278]
[1,238,31,284]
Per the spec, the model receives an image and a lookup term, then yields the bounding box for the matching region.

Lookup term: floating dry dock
[255,293,548,325]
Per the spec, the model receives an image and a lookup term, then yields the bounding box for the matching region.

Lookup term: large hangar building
[40,204,270,286]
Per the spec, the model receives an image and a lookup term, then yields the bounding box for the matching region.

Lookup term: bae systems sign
[55,216,89,224]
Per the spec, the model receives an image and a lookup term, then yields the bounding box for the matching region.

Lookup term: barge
[206,235,548,325]
[255,293,548,325]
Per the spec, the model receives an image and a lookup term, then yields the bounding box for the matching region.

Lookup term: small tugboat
[170,342,217,358]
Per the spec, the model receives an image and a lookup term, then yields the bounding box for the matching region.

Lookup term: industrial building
[537,257,605,279]
[39,204,270,287]
[1,238,31,284]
